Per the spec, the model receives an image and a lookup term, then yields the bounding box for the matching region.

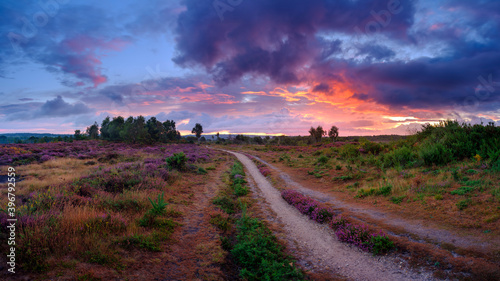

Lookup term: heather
[282,189,394,255]
[0,141,222,274]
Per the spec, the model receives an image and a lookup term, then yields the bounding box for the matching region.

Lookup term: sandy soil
[225,150,435,281]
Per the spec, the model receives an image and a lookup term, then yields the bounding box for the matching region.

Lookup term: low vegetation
[0,142,222,278]
[211,161,304,280]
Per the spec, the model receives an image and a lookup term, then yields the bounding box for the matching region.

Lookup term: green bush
[166,152,188,170]
[360,138,383,155]
[339,144,359,159]
[456,199,472,210]
[382,146,417,168]
[234,183,248,196]
[369,235,395,255]
[450,186,475,195]
[376,184,392,196]
[197,166,207,174]
[419,142,454,166]
[316,155,329,165]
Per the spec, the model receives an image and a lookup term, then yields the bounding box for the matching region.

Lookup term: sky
[1,0,499,136]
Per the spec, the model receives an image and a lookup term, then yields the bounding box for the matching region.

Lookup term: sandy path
[225,150,433,281]
[252,155,495,252]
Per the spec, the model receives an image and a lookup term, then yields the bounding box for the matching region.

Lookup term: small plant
[390,195,405,204]
[197,166,208,174]
[456,198,472,210]
[434,194,443,200]
[376,184,392,196]
[450,186,475,195]
[316,155,329,165]
[369,234,395,255]
[148,192,168,215]
[335,165,342,170]
[166,152,188,170]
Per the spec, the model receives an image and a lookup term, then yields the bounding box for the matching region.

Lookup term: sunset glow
[1,0,499,136]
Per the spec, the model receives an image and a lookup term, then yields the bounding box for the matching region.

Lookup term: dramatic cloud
[37,95,91,117]
[1,0,499,135]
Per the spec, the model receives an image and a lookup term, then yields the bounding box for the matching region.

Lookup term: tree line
[78,116,205,144]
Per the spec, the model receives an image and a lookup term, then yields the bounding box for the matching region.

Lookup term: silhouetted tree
[146,116,164,143]
[101,116,111,140]
[163,120,179,141]
[192,123,203,140]
[328,126,339,142]
[109,116,124,141]
[309,126,325,143]
[86,122,99,139]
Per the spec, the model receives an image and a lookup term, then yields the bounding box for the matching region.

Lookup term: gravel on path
[225,150,434,281]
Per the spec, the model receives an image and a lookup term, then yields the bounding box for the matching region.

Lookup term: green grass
[231,208,304,281]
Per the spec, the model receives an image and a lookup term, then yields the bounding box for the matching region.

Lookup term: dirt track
[225,150,434,281]
[251,155,496,252]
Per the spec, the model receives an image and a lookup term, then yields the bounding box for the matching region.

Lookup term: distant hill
[0,133,72,144]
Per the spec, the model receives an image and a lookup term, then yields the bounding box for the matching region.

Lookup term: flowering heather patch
[281,190,327,220]
[282,189,394,254]
[0,141,218,166]
[334,223,373,252]
[258,164,271,177]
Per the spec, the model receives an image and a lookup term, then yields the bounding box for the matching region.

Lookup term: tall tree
[146,116,164,142]
[86,122,99,139]
[74,130,82,140]
[109,116,125,141]
[192,123,203,140]
[309,126,325,143]
[328,126,339,142]
[100,116,111,140]
[163,119,179,141]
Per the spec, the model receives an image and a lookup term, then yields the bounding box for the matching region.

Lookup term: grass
[0,142,224,279]
[210,161,305,280]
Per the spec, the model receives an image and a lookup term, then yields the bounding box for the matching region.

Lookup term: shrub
[335,165,342,170]
[456,199,472,210]
[376,184,392,196]
[360,138,383,155]
[339,144,360,159]
[419,142,454,166]
[370,234,395,255]
[148,192,168,215]
[166,152,188,170]
[316,155,329,165]
[390,195,405,204]
[450,186,475,195]
[197,166,207,174]
[234,183,248,197]
[382,146,417,168]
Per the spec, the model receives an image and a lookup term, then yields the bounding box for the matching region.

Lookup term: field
[1,121,500,280]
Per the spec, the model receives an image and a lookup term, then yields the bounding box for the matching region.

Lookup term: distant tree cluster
[309,125,339,143]
[81,116,181,144]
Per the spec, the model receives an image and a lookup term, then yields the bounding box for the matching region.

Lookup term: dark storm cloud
[173,0,500,113]
[173,0,415,85]
[37,95,91,117]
